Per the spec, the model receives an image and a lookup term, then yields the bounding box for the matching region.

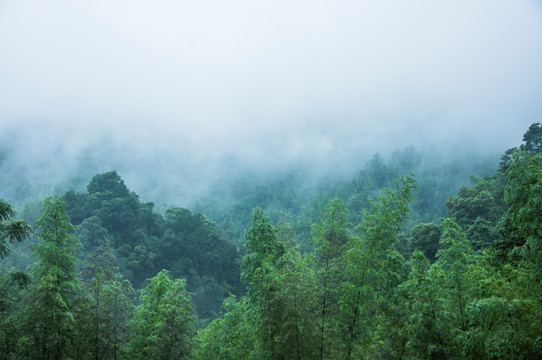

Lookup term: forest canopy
[1,123,541,359]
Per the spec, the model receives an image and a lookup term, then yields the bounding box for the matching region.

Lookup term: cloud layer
[1,1,541,204]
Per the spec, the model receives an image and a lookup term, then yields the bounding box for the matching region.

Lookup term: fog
[1,1,542,207]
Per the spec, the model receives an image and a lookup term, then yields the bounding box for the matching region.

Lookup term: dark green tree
[79,237,134,360]
[408,222,441,261]
[0,199,31,259]
[312,199,349,359]
[521,122,542,154]
[0,200,31,359]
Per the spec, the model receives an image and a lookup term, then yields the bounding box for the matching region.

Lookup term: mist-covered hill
[2,123,542,359]
[1,1,541,357]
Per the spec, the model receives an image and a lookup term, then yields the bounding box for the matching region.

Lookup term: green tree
[521,122,542,154]
[312,199,349,359]
[80,237,134,360]
[273,225,319,359]
[338,175,416,359]
[240,208,286,359]
[466,146,542,358]
[0,200,31,359]
[17,197,82,360]
[503,149,542,255]
[193,295,258,360]
[0,199,31,259]
[129,269,195,359]
[408,222,441,261]
[399,250,448,359]
[431,218,478,358]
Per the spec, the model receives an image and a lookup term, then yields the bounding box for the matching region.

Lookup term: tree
[17,197,82,360]
[240,208,286,359]
[193,295,258,360]
[312,199,349,359]
[0,199,31,259]
[338,175,416,359]
[0,199,31,359]
[521,122,542,154]
[129,269,195,359]
[80,237,134,360]
[503,149,542,255]
[433,218,477,356]
[408,222,441,261]
[87,171,130,198]
[75,216,110,253]
[399,250,447,359]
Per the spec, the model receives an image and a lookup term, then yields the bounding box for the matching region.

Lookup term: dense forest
[1,123,542,359]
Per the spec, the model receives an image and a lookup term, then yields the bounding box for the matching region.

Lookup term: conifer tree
[79,237,134,360]
[17,197,82,360]
[129,269,195,359]
[0,199,31,359]
[338,175,416,359]
[312,199,349,359]
[241,208,285,359]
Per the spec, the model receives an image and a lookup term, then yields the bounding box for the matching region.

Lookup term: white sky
[1,0,542,172]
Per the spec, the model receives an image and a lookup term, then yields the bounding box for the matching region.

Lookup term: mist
[1,1,541,207]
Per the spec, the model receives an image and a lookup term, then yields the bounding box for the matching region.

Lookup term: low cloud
[1,1,541,205]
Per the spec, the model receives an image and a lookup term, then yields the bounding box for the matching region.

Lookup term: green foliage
[16,197,82,360]
[241,209,320,359]
[408,222,441,261]
[31,197,81,297]
[338,175,416,359]
[193,296,258,360]
[312,199,349,359]
[399,250,444,359]
[129,269,195,359]
[87,171,130,198]
[504,150,542,248]
[0,199,31,259]
[0,201,31,359]
[240,208,285,359]
[63,172,241,321]
[446,184,501,229]
[5,123,542,359]
[78,237,134,360]
[521,122,542,154]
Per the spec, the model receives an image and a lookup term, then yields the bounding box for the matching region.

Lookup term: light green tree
[338,175,416,359]
[17,197,82,360]
[240,208,285,359]
[128,269,195,359]
[399,250,447,359]
[193,296,258,360]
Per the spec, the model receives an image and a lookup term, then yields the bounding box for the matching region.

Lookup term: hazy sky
[1,1,542,203]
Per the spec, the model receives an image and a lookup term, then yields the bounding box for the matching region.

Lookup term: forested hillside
[1,123,541,359]
[193,146,496,251]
